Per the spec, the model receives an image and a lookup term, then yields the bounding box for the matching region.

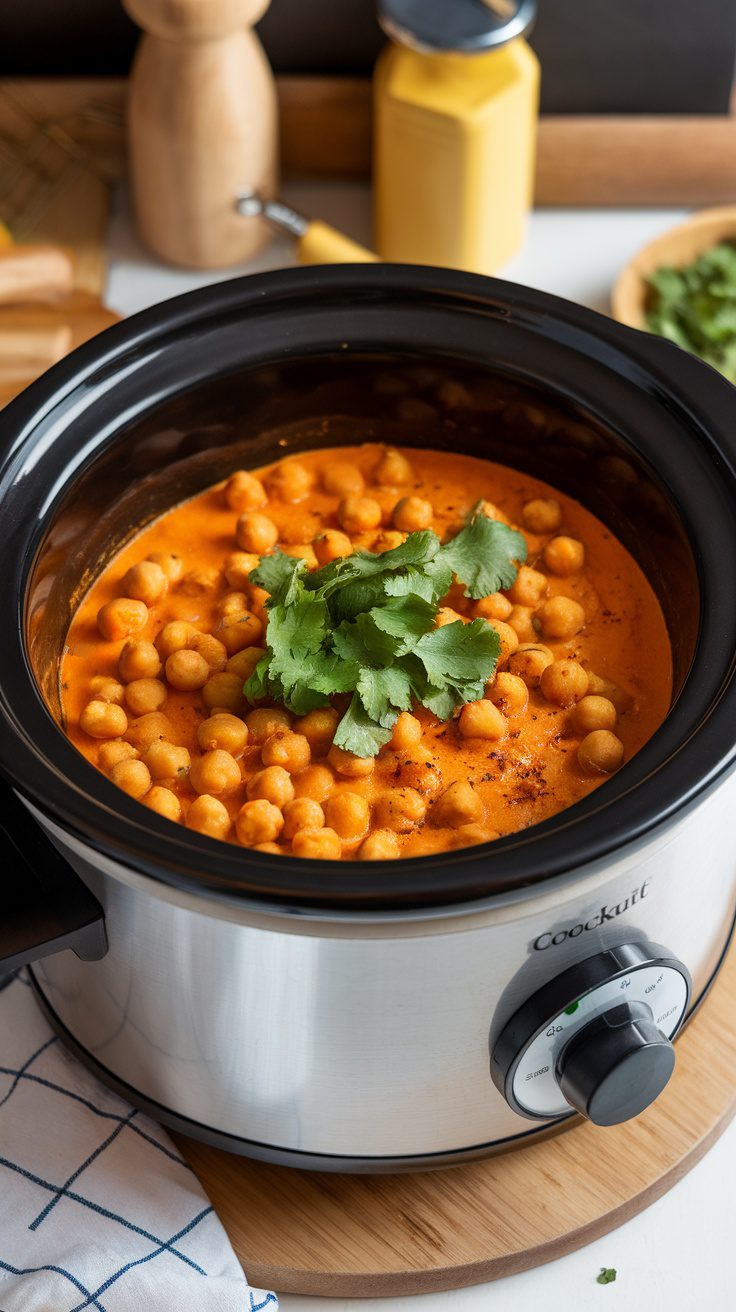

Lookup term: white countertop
[106,185,735,1312]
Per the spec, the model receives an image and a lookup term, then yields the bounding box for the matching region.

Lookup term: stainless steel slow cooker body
[2,266,736,1170]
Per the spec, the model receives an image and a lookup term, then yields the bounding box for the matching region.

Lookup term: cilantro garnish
[646,242,736,382]
[244,503,527,756]
[596,1268,617,1285]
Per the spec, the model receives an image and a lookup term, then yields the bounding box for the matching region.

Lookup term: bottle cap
[378,0,536,53]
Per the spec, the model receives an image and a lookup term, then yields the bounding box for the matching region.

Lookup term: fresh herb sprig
[646,241,736,382]
[244,503,527,757]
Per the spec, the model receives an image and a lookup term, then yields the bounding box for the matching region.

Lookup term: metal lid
[377,0,536,53]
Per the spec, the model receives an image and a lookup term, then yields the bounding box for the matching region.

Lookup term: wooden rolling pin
[0,246,75,305]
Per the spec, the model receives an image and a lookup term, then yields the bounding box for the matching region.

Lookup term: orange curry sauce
[61,444,672,860]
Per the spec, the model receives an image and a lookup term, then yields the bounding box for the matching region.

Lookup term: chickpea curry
[61,444,672,861]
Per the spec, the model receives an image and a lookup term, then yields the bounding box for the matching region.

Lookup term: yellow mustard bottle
[374,0,540,274]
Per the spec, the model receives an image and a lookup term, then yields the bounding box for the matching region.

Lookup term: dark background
[2,0,736,114]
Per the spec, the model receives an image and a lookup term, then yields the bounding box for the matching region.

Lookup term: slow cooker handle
[0,780,107,976]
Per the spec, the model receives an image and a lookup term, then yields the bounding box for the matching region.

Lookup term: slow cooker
[1,265,736,1171]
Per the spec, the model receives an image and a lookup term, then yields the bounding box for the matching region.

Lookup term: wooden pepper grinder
[122,0,278,269]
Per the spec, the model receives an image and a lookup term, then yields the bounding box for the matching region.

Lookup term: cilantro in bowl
[646,241,736,382]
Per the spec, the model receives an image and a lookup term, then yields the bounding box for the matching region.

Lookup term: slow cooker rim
[2,263,736,914]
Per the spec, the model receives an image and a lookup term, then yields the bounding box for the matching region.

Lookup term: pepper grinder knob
[122,0,278,269]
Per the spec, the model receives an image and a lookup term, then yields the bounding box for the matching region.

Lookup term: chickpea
[97,598,148,642]
[432,780,484,828]
[254,842,282,854]
[375,447,414,485]
[197,713,248,755]
[571,695,617,735]
[266,460,313,503]
[122,561,168,606]
[144,786,182,822]
[448,823,500,849]
[521,498,562,534]
[325,791,370,841]
[437,379,472,409]
[143,740,191,783]
[584,670,631,713]
[224,469,267,512]
[544,536,585,576]
[282,543,318,570]
[179,566,222,597]
[146,551,183,583]
[473,593,513,622]
[98,740,138,773]
[507,565,547,608]
[392,746,442,797]
[291,827,342,859]
[217,612,262,656]
[107,757,149,799]
[246,706,291,743]
[202,672,245,712]
[508,642,554,689]
[119,640,161,682]
[219,591,249,618]
[459,700,508,741]
[328,744,375,778]
[226,646,266,680]
[247,765,295,808]
[374,787,426,832]
[236,798,284,846]
[321,462,364,497]
[392,496,433,533]
[487,619,519,666]
[488,672,529,716]
[292,763,335,802]
[435,606,465,628]
[80,699,128,739]
[261,730,311,774]
[235,512,279,554]
[224,551,260,590]
[187,794,231,840]
[540,659,589,708]
[358,829,400,860]
[538,595,585,640]
[189,632,228,672]
[337,496,382,534]
[373,529,407,554]
[125,677,167,716]
[89,676,126,705]
[313,529,353,566]
[155,621,197,661]
[125,711,174,750]
[189,749,241,796]
[506,605,537,643]
[578,730,624,775]
[165,649,210,692]
[282,797,325,841]
[294,707,339,755]
[391,711,422,751]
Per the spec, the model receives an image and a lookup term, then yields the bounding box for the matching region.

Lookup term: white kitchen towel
[0,970,277,1312]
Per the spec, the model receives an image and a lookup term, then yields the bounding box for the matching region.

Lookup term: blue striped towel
[0,971,277,1312]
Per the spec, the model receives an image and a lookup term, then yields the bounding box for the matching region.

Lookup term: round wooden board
[175,940,736,1298]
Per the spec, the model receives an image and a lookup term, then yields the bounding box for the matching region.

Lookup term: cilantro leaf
[436,504,528,599]
[596,1268,617,1286]
[332,695,394,756]
[357,665,413,726]
[646,241,736,382]
[412,618,500,686]
[368,594,437,654]
[249,551,306,605]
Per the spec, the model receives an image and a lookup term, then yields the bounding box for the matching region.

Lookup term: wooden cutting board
[177,937,736,1297]
[0,292,119,408]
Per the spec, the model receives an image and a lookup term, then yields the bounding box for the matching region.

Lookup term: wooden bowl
[611,206,736,330]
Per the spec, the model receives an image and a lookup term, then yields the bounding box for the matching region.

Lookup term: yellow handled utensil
[235,193,377,265]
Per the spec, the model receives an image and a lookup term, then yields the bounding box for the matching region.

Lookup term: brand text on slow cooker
[533,881,650,950]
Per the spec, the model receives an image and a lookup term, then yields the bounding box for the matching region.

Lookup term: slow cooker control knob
[490,942,691,1124]
[555,1000,675,1125]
